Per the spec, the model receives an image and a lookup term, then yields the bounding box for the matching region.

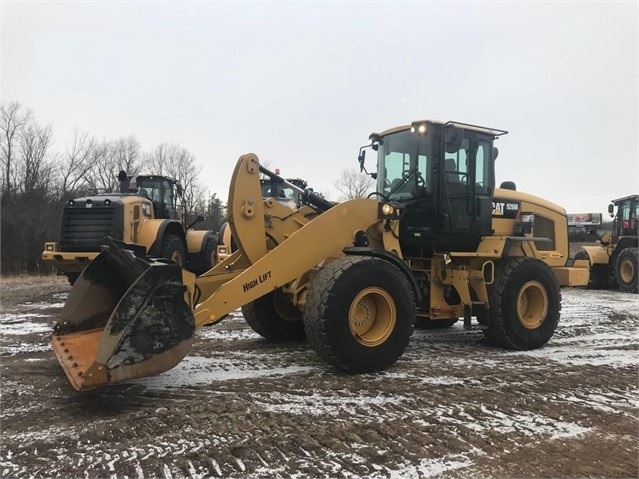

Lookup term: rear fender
[185,230,210,253]
[138,219,184,256]
[580,244,610,266]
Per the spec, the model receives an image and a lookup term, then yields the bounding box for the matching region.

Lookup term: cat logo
[492,200,520,219]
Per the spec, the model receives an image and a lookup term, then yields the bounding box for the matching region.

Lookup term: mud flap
[51,240,195,390]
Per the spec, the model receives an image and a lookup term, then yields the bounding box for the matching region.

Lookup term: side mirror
[358,149,366,172]
[445,127,464,153]
[608,203,614,217]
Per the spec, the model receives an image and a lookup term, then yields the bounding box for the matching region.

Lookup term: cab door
[435,130,494,252]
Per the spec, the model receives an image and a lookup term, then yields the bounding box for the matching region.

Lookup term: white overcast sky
[2,1,637,213]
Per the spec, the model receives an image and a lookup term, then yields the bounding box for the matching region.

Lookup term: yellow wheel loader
[42,171,219,284]
[51,120,589,390]
[574,194,638,293]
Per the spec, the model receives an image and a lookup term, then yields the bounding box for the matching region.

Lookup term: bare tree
[0,102,32,195]
[334,168,375,200]
[19,122,55,193]
[0,103,58,275]
[111,135,145,176]
[145,143,203,219]
[58,129,97,198]
[85,136,144,193]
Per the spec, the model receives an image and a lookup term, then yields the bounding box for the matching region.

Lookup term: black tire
[241,289,306,342]
[161,234,187,267]
[573,250,608,289]
[66,272,80,286]
[415,318,458,329]
[614,247,638,293]
[484,257,561,350]
[303,256,415,373]
[189,234,218,275]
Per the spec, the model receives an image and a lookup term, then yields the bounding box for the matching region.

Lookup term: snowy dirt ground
[0,275,637,479]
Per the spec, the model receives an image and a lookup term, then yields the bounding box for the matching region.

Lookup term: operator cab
[609,194,639,241]
[260,177,308,208]
[360,120,507,256]
[134,175,183,220]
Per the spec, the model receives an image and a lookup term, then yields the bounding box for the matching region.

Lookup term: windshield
[377,130,432,201]
[261,180,302,208]
[137,177,175,206]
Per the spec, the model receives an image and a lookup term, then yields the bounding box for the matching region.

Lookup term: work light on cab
[410,121,429,135]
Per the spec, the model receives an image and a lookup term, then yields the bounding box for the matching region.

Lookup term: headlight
[378,202,402,220]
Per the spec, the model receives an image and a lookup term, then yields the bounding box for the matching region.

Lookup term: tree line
[0,102,225,275]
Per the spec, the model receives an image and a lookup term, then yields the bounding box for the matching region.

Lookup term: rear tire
[161,234,186,267]
[573,250,608,289]
[242,289,306,342]
[614,247,638,293]
[484,257,561,350]
[66,272,80,286]
[304,256,415,373]
[189,234,218,275]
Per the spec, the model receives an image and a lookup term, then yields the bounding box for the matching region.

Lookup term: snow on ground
[0,285,637,478]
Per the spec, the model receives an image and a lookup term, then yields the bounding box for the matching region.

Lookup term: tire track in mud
[1,281,637,478]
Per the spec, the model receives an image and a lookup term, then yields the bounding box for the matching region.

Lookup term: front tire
[484,257,561,350]
[161,234,187,267]
[614,247,638,293]
[304,256,415,373]
[242,289,306,342]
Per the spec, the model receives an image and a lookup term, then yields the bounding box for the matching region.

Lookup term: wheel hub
[620,258,635,284]
[349,287,396,347]
[517,280,548,330]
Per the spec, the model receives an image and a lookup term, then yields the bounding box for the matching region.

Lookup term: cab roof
[611,194,639,204]
[376,120,508,138]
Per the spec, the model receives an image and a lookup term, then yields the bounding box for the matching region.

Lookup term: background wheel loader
[574,195,638,293]
[50,119,589,391]
[215,174,310,262]
[42,171,219,284]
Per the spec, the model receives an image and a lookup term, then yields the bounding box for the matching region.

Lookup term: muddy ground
[0,274,637,479]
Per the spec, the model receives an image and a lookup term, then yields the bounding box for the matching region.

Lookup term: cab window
[474,140,493,196]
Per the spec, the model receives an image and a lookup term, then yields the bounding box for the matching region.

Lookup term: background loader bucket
[51,242,195,390]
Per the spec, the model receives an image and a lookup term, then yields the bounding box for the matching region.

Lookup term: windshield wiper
[388,166,418,198]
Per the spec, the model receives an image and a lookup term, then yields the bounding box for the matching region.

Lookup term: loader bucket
[51,241,195,390]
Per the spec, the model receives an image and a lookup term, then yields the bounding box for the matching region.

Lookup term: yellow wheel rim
[348,287,396,347]
[620,258,635,284]
[517,280,548,330]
